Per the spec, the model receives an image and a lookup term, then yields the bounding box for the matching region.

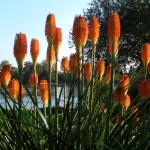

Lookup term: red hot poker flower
[29,72,38,86]
[61,57,69,72]
[138,80,150,101]
[72,16,88,52]
[119,74,130,94]
[105,64,111,85]
[53,28,62,55]
[39,80,49,106]
[45,14,56,44]
[9,79,19,101]
[69,53,78,74]
[114,86,126,105]
[141,43,150,66]
[120,94,131,110]
[30,38,39,65]
[21,85,25,100]
[1,65,11,88]
[14,33,27,66]
[89,16,100,46]
[84,62,92,81]
[96,60,105,80]
[114,86,131,109]
[108,12,120,41]
[9,79,24,101]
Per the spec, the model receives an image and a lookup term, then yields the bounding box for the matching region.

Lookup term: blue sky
[0,0,92,68]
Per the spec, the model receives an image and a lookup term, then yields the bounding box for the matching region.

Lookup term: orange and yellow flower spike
[104,64,111,85]
[72,15,88,52]
[45,14,56,45]
[39,80,49,106]
[141,43,150,67]
[95,60,105,81]
[1,64,11,88]
[61,57,69,73]
[84,62,92,81]
[29,72,38,87]
[119,74,130,94]
[9,79,19,101]
[53,27,62,55]
[139,80,150,101]
[14,33,27,67]
[30,38,39,66]
[89,16,100,46]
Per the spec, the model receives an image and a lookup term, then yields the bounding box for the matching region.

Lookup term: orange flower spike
[82,18,88,47]
[141,43,150,66]
[139,80,150,101]
[46,45,55,68]
[30,38,39,65]
[69,53,78,74]
[72,16,88,52]
[108,12,120,41]
[1,65,11,88]
[114,86,125,104]
[21,85,25,100]
[84,62,92,81]
[108,39,119,57]
[14,33,27,66]
[120,94,131,110]
[53,28,62,55]
[45,14,56,44]
[147,62,150,73]
[39,80,49,106]
[61,57,69,72]
[29,72,38,86]
[105,64,111,84]
[9,79,19,101]
[89,16,100,46]
[79,17,88,47]
[119,74,130,94]
[95,60,105,80]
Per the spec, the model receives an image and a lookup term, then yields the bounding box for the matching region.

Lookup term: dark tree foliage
[70,0,150,71]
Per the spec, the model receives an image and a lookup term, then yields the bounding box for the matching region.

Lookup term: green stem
[33,64,39,144]
[48,43,52,149]
[71,81,75,119]
[30,100,33,132]
[81,46,84,95]
[89,45,96,118]
[105,40,116,143]
[17,63,23,150]
[145,65,147,80]
[77,50,81,149]
[119,105,122,139]
[43,105,47,118]
[5,90,8,110]
[55,51,58,142]
[13,102,16,113]
[64,71,66,110]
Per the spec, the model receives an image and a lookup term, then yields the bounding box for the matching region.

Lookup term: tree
[70,0,150,72]
[23,61,33,84]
